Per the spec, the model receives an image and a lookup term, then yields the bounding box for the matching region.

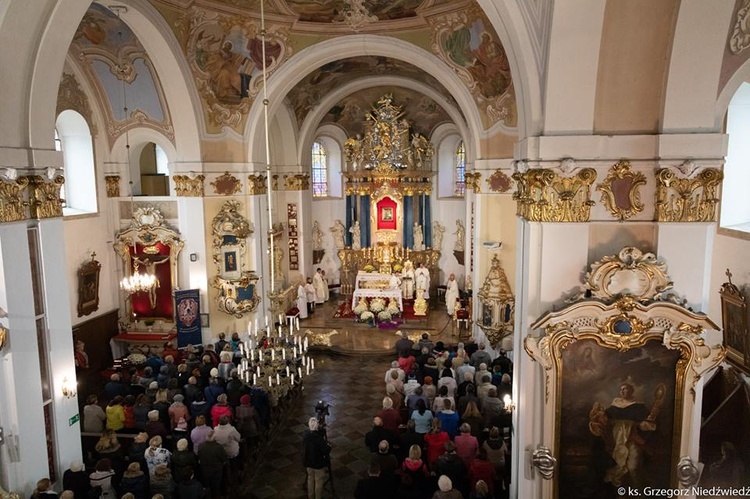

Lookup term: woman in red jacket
[210,393,233,427]
[423,418,450,468]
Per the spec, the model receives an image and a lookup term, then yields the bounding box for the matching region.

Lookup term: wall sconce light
[61,377,77,399]
[503,394,515,412]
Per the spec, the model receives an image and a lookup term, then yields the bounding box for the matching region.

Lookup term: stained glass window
[454,140,466,196]
[312,141,328,197]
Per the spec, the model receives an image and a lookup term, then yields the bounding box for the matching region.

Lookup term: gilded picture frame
[77,253,101,317]
[719,269,748,368]
[597,160,647,221]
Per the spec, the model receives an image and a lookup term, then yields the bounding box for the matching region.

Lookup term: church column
[345,194,355,247]
[359,195,370,248]
[403,196,414,248]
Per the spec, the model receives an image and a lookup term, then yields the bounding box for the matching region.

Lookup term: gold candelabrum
[234,319,315,405]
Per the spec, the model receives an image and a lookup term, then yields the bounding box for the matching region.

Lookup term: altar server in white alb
[445,273,460,316]
[313,268,327,305]
[305,278,318,315]
[296,278,309,319]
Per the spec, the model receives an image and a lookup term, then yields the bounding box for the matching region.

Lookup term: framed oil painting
[220,245,241,280]
[558,339,680,498]
[381,207,393,221]
[77,253,101,317]
[719,269,748,368]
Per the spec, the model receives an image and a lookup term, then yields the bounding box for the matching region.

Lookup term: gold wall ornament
[173,174,205,197]
[655,167,723,222]
[105,175,120,198]
[597,160,647,221]
[512,168,597,222]
[464,171,481,193]
[247,174,267,195]
[27,174,64,219]
[0,175,29,223]
[486,169,512,192]
[0,324,7,351]
[476,255,515,347]
[211,172,241,196]
[571,246,679,304]
[283,173,310,191]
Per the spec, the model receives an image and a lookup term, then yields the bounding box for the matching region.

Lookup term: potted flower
[377,310,392,322]
[359,310,375,326]
[370,297,386,314]
[363,264,375,273]
[386,298,400,317]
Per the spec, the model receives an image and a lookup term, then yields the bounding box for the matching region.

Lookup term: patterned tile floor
[236,298,461,498]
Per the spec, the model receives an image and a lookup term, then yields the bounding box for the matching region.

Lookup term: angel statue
[312,221,324,251]
[454,219,465,252]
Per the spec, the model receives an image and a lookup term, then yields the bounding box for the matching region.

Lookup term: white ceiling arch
[245,35,485,165]
[295,75,472,168]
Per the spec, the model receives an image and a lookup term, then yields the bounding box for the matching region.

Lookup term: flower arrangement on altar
[386,298,400,316]
[353,297,369,315]
[126,352,147,365]
[377,310,392,322]
[359,310,375,324]
[363,264,376,273]
[369,297,386,313]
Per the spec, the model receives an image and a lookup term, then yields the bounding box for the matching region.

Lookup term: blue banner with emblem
[174,289,202,347]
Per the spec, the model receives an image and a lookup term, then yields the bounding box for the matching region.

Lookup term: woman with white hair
[432,475,462,499]
[377,396,401,433]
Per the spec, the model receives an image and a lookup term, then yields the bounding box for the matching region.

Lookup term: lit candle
[306,364,310,376]
[302,355,306,366]
[253,373,257,385]
[286,366,290,377]
[297,367,302,378]
[257,365,261,377]
[268,376,272,388]
[291,374,295,385]
[271,349,275,361]
[276,373,280,385]
[282,348,286,360]
[311,358,315,370]
[304,337,309,350]
[247,320,252,337]
[293,346,297,358]
[265,315,269,327]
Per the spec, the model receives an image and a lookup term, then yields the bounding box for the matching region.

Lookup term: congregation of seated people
[41,333,270,499]
[354,332,514,499]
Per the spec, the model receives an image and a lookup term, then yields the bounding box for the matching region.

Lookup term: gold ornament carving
[476,255,515,346]
[597,160,647,221]
[248,174,267,195]
[283,174,310,191]
[655,167,722,222]
[0,176,30,223]
[512,168,597,222]
[486,169,512,192]
[464,172,481,194]
[173,175,205,197]
[105,175,120,198]
[27,174,65,219]
[211,172,241,196]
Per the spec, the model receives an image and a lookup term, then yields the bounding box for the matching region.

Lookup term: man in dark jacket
[436,441,468,496]
[364,416,397,453]
[197,430,227,497]
[303,417,330,499]
[177,469,207,499]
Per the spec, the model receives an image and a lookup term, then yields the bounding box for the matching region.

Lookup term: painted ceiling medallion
[211,173,242,196]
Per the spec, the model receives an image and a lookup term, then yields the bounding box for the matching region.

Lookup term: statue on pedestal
[432,221,445,251]
[454,219,465,252]
[330,219,346,249]
[349,220,361,250]
[413,223,424,251]
[312,221,324,251]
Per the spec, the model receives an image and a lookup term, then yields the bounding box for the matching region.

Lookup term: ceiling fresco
[69,4,173,145]
[284,56,459,128]
[284,0,426,23]
[317,87,452,139]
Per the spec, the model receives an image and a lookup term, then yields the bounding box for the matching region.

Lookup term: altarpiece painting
[525,247,725,498]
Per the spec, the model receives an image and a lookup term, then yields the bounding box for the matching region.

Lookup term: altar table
[351,288,403,311]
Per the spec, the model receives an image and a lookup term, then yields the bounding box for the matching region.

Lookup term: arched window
[454,140,466,197]
[312,140,328,197]
[56,110,97,215]
[722,83,750,233]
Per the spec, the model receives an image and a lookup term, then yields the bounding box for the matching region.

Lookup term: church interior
[1,0,750,497]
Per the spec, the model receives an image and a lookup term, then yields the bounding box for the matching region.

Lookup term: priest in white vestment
[313,268,326,305]
[445,273,460,316]
[296,278,308,319]
[415,262,430,299]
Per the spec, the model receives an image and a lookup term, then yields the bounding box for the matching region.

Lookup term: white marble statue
[413,222,424,251]
[312,221,324,251]
[330,219,346,249]
[432,221,445,251]
[349,220,361,250]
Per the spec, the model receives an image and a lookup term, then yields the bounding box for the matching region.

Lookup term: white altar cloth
[351,288,403,311]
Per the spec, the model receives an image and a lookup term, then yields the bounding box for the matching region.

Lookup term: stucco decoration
[654,167,723,223]
[57,73,97,135]
[730,0,750,54]
[177,7,291,131]
[71,4,173,146]
[428,6,517,129]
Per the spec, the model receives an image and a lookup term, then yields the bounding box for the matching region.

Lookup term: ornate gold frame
[512,168,597,222]
[597,160,647,221]
[173,174,205,197]
[113,206,184,320]
[210,200,259,318]
[370,182,404,245]
[655,167,723,222]
[524,247,724,494]
[476,255,515,346]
